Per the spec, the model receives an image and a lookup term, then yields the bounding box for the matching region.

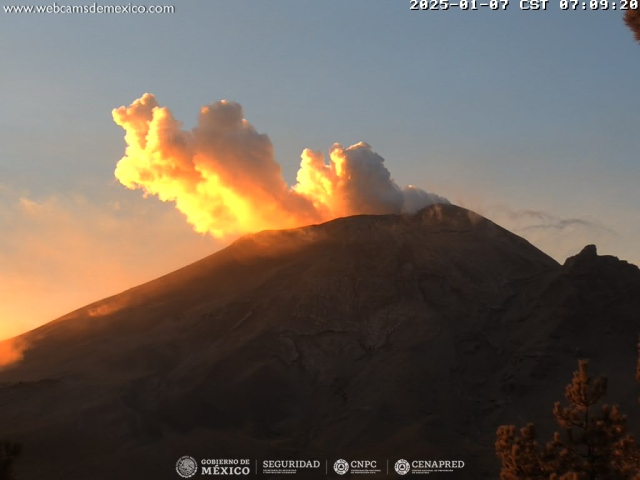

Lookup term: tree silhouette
[496,360,640,479]
[496,423,549,479]
[0,440,21,480]
[625,8,640,43]
[636,336,640,385]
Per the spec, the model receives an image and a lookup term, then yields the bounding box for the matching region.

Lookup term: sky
[0,0,638,340]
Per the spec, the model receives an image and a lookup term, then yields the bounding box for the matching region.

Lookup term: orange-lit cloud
[0,338,27,368]
[113,94,448,238]
[0,186,220,340]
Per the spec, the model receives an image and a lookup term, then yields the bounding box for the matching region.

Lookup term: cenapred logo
[334,459,349,475]
[394,459,410,475]
[176,456,198,478]
[395,459,465,475]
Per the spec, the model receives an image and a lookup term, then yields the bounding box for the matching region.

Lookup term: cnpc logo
[334,459,349,475]
[334,459,379,475]
[350,460,377,469]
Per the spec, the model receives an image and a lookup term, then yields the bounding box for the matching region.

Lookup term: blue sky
[1,0,638,338]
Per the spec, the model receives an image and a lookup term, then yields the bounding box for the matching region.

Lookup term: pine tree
[635,336,640,385]
[496,423,547,479]
[0,440,21,480]
[625,8,640,43]
[496,360,640,479]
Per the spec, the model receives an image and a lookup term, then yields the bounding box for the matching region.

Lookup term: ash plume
[113,94,448,238]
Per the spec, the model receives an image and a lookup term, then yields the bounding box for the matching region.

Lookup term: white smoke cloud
[113,94,449,237]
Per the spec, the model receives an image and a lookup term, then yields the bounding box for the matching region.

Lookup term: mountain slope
[1,204,638,479]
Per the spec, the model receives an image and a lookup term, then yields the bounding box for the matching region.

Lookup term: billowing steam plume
[113,94,448,237]
[625,8,640,42]
[0,339,27,369]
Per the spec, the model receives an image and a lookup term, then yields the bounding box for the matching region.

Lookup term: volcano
[1,204,639,479]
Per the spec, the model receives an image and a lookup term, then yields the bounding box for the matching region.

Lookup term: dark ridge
[0,207,637,480]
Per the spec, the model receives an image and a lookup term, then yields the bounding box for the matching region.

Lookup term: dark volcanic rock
[0,204,638,479]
